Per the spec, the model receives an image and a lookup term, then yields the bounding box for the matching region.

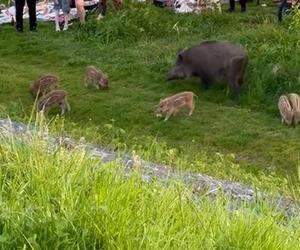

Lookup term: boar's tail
[192,92,199,98]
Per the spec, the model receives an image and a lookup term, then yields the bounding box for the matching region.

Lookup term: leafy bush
[76,3,180,43]
[289,6,300,31]
[75,2,229,44]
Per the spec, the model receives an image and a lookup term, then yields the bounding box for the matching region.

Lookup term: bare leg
[217,1,222,12]
[55,10,60,31]
[75,0,85,24]
[63,12,69,31]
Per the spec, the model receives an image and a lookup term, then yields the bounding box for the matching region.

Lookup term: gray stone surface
[0,118,299,215]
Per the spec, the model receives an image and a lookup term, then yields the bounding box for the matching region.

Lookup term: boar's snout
[166,65,187,81]
[99,78,109,88]
[166,69,180,81]
[103,80,109,88]
[166,72,175,81]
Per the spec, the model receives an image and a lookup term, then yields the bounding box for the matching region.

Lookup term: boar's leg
[164,109,174,121]
[60,100,71,115]
[40,105,50,115]
[172,108,180,117]
[228,56,246,98]
[188,102,195,116]
[201,76,211,90]
[83,75,88,88]
[60,103,67,115]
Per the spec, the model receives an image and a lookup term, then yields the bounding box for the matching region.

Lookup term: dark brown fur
[30,74,59,98]
[166,41,248,98]
[37,89,70,115]
[84,65,109,89]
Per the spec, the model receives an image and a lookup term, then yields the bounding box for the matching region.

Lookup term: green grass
[0,1,300,194]
[1,129,300,249]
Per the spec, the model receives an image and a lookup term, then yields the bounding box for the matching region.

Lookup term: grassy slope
[1,133,300,249]
[0,2,300,192]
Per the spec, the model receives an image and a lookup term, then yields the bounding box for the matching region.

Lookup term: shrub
[288,5,300,30]
[76,3,179,43]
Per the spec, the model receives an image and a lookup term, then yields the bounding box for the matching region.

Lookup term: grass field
[1,131,300,248]
[0,1,300,195]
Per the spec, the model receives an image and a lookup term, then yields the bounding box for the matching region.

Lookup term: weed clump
[76,3,178,43]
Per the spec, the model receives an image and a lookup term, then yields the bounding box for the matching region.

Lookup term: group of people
[228,0,247,12]
[14,0,123,32]
[14,0,247,33]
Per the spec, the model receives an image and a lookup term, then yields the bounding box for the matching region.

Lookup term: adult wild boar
[166,41,248,97]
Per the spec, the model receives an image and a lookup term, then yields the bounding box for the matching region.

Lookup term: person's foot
[241,8,246,12]
[56,26,60,32]
[97,14,104,20]
[226,8,234,12]
[30,26,37,32]
[16,26,23,33]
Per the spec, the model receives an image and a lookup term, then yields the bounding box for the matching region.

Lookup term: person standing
[54,0,70,31]
[75,0,85,24]
[15,0,37,32]
[228,0,247,12]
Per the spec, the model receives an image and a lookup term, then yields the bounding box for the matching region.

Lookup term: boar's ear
[177,48,183,54]
[177,47,187,57]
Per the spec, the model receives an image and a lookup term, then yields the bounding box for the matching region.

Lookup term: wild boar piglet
[288,93,300,125]
[84,65,108,89]
[156,91,197,121]
[38,89,70,115]
[30,74,59,98]
[278,95,294,126]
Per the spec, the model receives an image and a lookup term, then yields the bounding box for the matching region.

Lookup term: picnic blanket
[0,0,99,25]
[174,0,197,13]
[153,0,223,13]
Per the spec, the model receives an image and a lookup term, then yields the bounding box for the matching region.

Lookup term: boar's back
[180,41,247,81]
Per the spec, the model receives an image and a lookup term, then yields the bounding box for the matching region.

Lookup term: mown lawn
[0,1,300,194]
